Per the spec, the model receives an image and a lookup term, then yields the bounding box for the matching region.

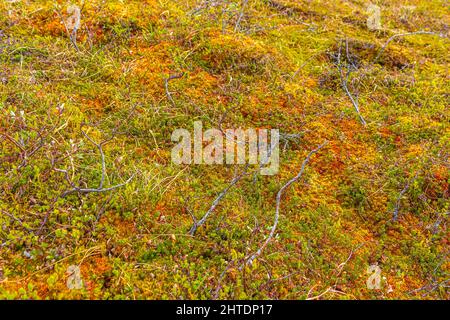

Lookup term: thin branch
[164,72,185,107]
[334,32,443,126]
[245,141,328,265]
[336,40,367,126]
[291,52,322,79]
[54,8,80,52]
[334,243,365,282]
[0,133,26,152]
[2,107,63,171]
[392,170,420,221]
[60,174,134,197]
[189,165,249,235]
[234,0,249,32]
[57,129,134,198]
[306,286,333,300]
[81,130,106,189]
[373,31,443,64]
[1,210,33,232]
[409,278,450,297]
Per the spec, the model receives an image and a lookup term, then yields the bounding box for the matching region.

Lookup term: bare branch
[245,141,328,265]
[0,132,26,152]
[1,210,33,232]
[234,0,249,32]
[60,174,134,197]
[54,8,80,52]
[56,129,134,198]
[373,31,443,64]
[336,40,367,126]
[333,32,443,126]
[189,165,249,235]
[165,72,185,107]
[392,170,420,221]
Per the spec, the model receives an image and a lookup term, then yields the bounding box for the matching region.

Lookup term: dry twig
[245,141,328,265]
[55,129,134,197]
[392,170,420,221]
[165,72,185,107]
[189,165,249,235]
[336,40,367,126]
[373,31,443,64]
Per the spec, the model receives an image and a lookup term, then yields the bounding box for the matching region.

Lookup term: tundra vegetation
[0,0,448,299]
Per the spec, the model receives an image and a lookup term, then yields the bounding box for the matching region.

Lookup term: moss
[0,0,448,300]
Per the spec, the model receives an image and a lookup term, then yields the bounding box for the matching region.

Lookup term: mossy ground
[0,0,448,299]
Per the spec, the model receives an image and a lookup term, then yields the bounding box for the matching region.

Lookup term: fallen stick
[245,141,328,265]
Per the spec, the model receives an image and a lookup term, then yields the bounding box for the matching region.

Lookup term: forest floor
[0,0,448,299]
